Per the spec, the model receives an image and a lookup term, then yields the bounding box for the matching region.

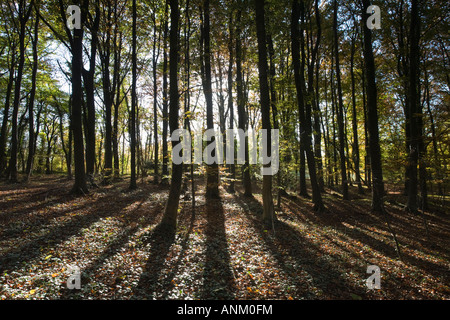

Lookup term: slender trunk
[362,0,384,212]
[161,0,182,230]
[292,0,324,211]
[9,1,34,182]
[113,25,122,179]
[152,15,161,183]
[129,0,138,190]
[235,9,252,197]
[101,9,114,184]
[268,27,281,205]
[83,0,99,177]
[310,0,324,193]
[202,0,219,198]
[0,45,16,175]
[227,11,236,194]
[162,3,169,182]
[424,69,443,195]
[70,1,88,195]
[25,10,40,181]
[361,62,371,188]
[405,0,421,213]
[350,33,363,194]
[333,0,348,200]
[255,0,276,226]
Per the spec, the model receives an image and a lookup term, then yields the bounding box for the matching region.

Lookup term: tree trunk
[201,0,220,199]
[25,9,40,181]
[291,0,324,211]
[227,12,236,194]
[101,8,113,184]
[70,0,89,195]
[129,0,138,190]
[82,0,99,178]
[9,1,34,183]
[235,8,252,197]
[0,44,16,175]
[350,32,364,194]
[162,3,169,183]
[255,0,275,226]
[161,0,182,230]
[152,12,161,184]
[405,0,422,213]
[362,0,384,212]
[333,0,349,200]
[112,7,122,180]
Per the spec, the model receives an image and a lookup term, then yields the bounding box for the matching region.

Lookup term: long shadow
[59,197,159,299]
[0,190,139,275]
[132,223,176,299]
[200,197,236,299]
[234,193,367,299]
[281,195,450,295]
[159,206,197,299]
[316,199,450,279]
[0,198,90,243]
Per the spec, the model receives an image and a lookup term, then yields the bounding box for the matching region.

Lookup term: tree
[70,0,89,195]
[25,7,40,181]
[129,0,138,190]
[254,0,275,227]
[362,0,384,212]
[82,0,100,178]
[291,0,324,212]
[405,0,422,213]
[201,0,220,199]
[8,0,34,182]
[160,0,182,230]
[349,20,364,194]
[333,0,349,200]
[235,4,252,197]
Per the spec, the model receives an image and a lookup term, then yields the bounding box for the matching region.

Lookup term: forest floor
[0,174,448,300]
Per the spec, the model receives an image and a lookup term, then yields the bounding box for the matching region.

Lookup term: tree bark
[0,43,16,175]
[162,3,169,183]
[82,0,99,178]
[350,31,364,194]
[202,0,220,199]
[255,0,276,226]
[25,9,40,181]
[333,0,349,200]
[161,0,182,230]
[8,0,34,183]
[70,0,89,195]
[362,0,384,212]
[405,0,422,213]
[291,0,324,212]
[235,7,252,197]
[129,0,138,190]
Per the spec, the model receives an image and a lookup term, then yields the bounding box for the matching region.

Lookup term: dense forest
[0,0,448,301]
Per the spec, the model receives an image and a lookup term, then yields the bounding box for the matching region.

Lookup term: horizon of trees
[0,0,448,230]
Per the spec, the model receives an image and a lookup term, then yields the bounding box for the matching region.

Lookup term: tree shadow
[233,192,368,299]
[0,188,144,275]
[276,195,449,298]
[58,197,158,299]
[200,196,236,299]
[132,222,176,299]
[158,206,197,299]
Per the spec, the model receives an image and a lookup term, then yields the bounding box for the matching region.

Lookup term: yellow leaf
[30,289,36,295]
[44,255,52,260]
